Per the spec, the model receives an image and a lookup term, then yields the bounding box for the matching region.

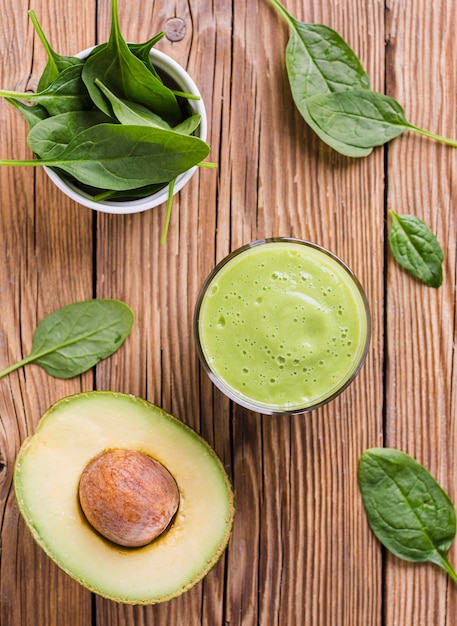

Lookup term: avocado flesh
[14,392,235,604]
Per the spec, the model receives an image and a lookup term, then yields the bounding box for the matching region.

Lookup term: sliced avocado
[14,391,235,605]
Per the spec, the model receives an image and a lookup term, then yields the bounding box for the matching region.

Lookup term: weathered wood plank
[385,0,457,624]
[0,0,95,624]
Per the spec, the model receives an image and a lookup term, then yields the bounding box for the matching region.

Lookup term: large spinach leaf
[306,90,410,150]
[306,90,457,151]
[270,0,370,100]
[358,448,457,583]
[0,299,134,380]
[269,0,372,156]
[1,124,210,191]
[28,111,112,159]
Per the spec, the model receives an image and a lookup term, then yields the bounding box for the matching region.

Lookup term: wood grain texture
[0,1,95,625]
[384,0,457,624]
[0,0,455,625]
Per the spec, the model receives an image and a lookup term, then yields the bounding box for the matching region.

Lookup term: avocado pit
[78,449,180,548]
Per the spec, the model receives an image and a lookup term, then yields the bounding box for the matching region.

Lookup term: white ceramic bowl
[44,47,207,214]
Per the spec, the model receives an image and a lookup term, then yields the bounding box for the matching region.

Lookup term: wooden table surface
[1,0,456,624]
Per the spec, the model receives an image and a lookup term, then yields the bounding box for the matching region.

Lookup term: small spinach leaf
[389,210,444,288]
[0,299,134,380]
[358,448,457,583]
[0,65,91,115]
[28,10,83,91]
[5,98,49,129]
[128,32,165,79]
[94,79,171,128]
[173,115,202,135]
[95,79,202,135]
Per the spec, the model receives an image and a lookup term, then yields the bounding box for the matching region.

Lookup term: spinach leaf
[95,79,202,135]
[358,448,457,583]
[269,0,372,156]
[28,111,112,159]
[28,10,83,91]
[173,115,203,135]
[94,79,172,128]
[301,107,373,157]
[270,0,370,99]
[5,98,49,129]
[1,124,210,191]
[306,90,457,151]
[0,65,91,115]
[128,32,165,79]
[82,0,181,125]
[0,299,134,380]
[389,210,444,287]
[127,35,198,100]
[306,90,410,149]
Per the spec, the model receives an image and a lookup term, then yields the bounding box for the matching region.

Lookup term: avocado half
[14,391,235,604]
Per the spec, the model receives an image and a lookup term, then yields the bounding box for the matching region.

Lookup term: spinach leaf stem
[438,553,457,584]
[0,358,32,380]
[409,125,457,147]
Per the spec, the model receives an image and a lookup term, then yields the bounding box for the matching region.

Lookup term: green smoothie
[195,239,370,414]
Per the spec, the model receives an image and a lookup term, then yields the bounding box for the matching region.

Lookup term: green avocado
[14,391,235,604]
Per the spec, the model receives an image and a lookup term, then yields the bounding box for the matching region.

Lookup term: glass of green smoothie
[194,238,371,415]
